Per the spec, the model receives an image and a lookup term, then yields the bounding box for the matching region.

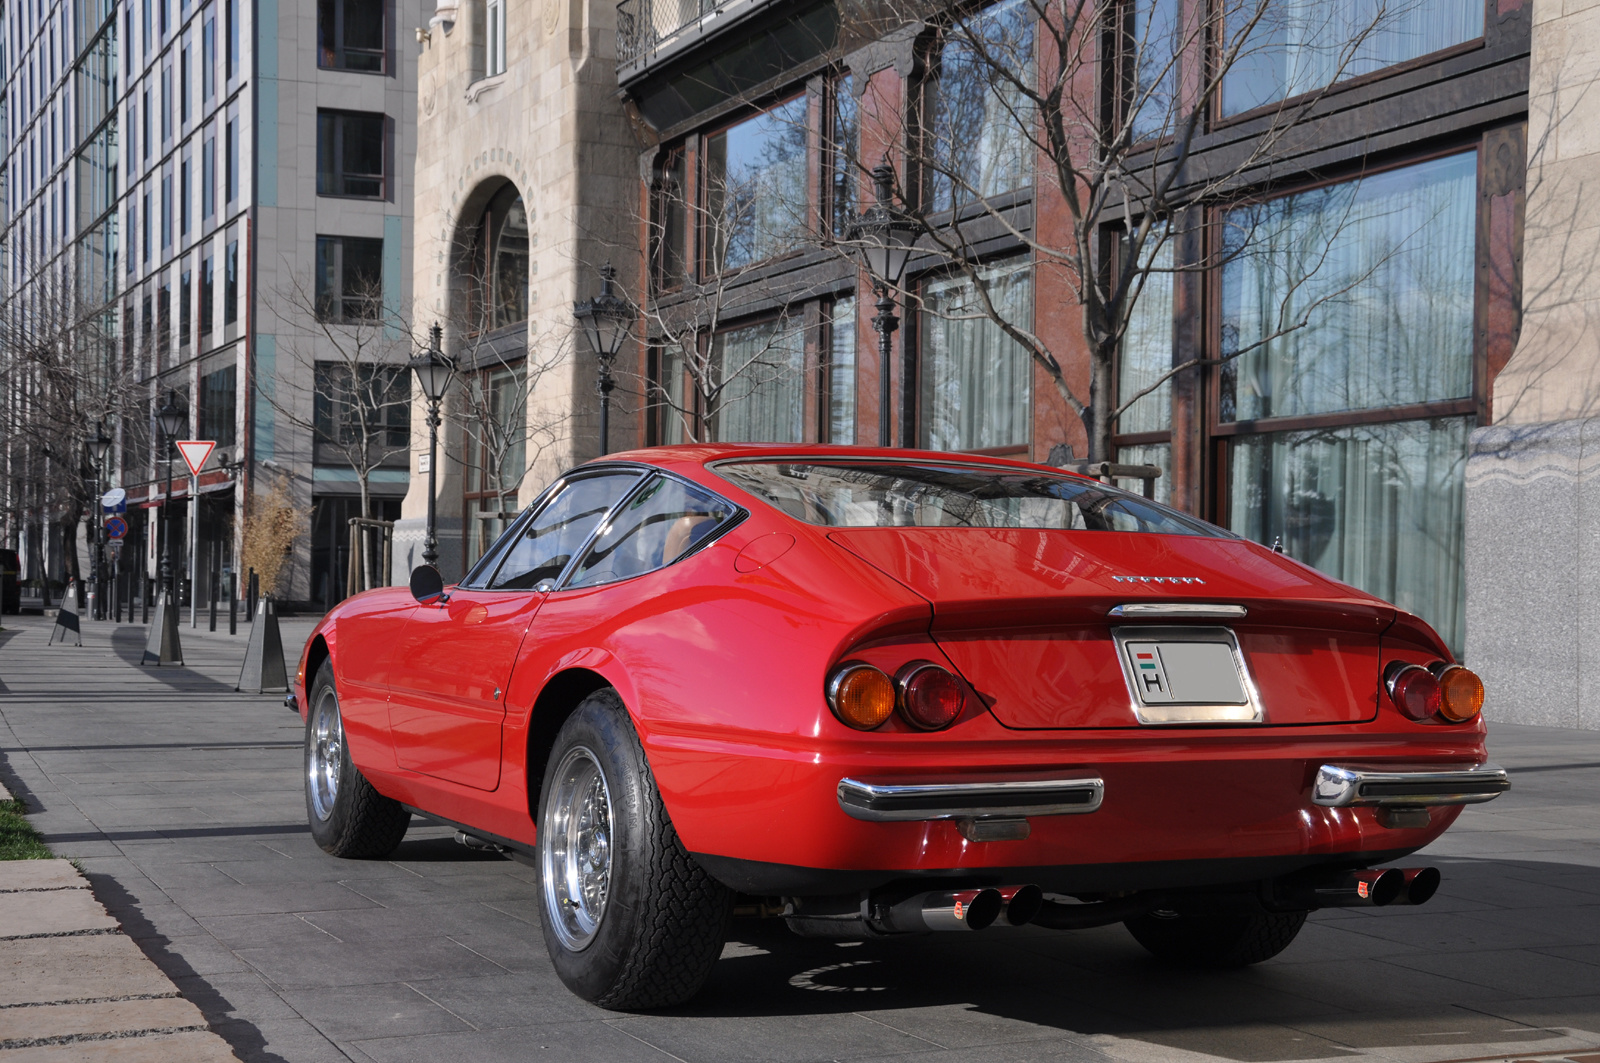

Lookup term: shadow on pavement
[83,869,290,1063]
[620,854,1593,1063]
[109,627,237,693]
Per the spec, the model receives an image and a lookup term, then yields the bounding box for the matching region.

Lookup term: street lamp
[409,323,454,568]
[157,392,187,602]
[572,262,634,455]
[87,422,113,620]
[847,162,919,448]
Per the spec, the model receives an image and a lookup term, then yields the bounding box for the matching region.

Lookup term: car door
[386,470,642,790]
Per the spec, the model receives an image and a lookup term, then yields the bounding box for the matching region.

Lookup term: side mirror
[409,565,445,604]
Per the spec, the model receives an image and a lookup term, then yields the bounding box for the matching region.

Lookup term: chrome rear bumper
[1313,763,1510,807]
[837,775,1105,822]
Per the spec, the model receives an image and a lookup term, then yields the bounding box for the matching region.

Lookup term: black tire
[304,661,410,858]
[1124,907,1307,968]
[537,689,731,1010]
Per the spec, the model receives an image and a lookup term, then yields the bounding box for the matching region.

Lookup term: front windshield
[714,461,1230,536]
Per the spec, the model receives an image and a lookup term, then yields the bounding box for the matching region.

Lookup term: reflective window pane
[705,96,808,272]
[1117,238,1174,435]
[489,472,640,589]
[1229,416,1471,654]
[1222,0,1482,116]
[927,0,1034,212]
[712,319,806,443]
[1221,152,1476,423]
[921,256,1032,451]
[568,476,737,588]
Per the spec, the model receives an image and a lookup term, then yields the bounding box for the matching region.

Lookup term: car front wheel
[1124,907,1307,967]
[538,689,731,1010]
[304,661,410,858]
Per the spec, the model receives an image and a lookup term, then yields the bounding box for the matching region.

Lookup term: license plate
[1113,626,1262,725]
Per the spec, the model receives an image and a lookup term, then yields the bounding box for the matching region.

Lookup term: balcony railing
[616,0,752,74]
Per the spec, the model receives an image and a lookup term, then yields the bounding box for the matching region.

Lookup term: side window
[567,475,737,589]
[489,473,641,589]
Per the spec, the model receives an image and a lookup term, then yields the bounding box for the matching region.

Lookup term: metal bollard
[209,574,218,632]
[228,574,237,635]
[142,579,150,624]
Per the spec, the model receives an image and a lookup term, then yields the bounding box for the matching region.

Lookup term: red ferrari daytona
[292,444,1508,1009]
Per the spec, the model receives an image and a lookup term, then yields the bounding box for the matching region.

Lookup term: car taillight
[1385,662,1441,720]
[1433,664,1484,722]
[896,662,964,731]
[827,663,895,730]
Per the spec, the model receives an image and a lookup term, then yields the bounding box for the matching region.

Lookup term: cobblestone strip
[0,859,239,1061]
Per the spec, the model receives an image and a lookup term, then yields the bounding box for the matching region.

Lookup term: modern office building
[1,0,424,609]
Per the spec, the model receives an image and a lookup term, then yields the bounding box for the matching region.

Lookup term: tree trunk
[1086,341,1117,462]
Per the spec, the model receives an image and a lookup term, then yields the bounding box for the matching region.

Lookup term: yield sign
[176,440,216,477]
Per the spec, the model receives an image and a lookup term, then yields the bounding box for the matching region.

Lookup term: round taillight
[896,662,964,731]
[1436,665,1484,722]
[828,663,895,730]
[1386,662,1441,720]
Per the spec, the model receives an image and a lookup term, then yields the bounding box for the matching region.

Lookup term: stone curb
[0,859,238,1061]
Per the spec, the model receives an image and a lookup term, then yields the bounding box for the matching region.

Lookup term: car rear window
[714,461,1229,536]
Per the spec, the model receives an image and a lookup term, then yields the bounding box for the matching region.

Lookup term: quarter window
[567,475,736,588]
[488,473,642,589]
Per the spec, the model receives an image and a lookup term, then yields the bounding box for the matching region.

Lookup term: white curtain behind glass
[1117,239,1174,435]
[1221,152,1476,422]
[714,320,806,443]
[1230,417,1470,653]
[928,0,1034,212]
[1223,0,1482,115]
[829,298,857,444]
[921,257,1033,451]
[1115,442,1173,505]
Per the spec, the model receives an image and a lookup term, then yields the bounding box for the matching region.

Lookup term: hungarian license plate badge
[1113,626,1263,725]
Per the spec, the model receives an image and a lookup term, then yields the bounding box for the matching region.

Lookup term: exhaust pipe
[999,885,1044,926]
[1281,867,1404,908]
[1383,867,1441,906]
[876,888,1003,932]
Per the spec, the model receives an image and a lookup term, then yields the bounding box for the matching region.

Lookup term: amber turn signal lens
[1385,662,1441,721]
[828,664,896,730]
[897,662,964,731]
[1436,665,1484,722]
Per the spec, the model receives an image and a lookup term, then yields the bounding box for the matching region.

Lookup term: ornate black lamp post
[409,323,454,568]
[156,393,187,601]
[847,163,919,448]
[87,422,113,619]
[572,262,634,455]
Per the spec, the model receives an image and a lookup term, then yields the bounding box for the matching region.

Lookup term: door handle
[493,687,502,701]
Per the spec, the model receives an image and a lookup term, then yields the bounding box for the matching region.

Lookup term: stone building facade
[396,0,638,581]
[1466,0,1600,728]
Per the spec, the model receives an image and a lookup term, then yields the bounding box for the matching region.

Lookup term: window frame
[314,233,386,322]
[318,0,388,73]
[316,109,388,199]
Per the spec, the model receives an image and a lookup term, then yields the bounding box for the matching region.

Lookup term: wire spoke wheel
[543,746,614,951]
[307,687,343,822]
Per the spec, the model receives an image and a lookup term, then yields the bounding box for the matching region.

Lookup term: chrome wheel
[307,687,343,822]
[542,746,614,951]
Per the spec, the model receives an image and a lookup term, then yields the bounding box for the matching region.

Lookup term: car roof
[592,444,1086,481]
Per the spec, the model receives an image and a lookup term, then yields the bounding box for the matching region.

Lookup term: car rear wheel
[1124,907,1307,968]
[305,661,410,858]
[537,689,731,1010]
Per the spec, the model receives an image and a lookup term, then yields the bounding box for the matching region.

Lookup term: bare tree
[837,0,1434,460]
[0,253,144,588]
[261,272,416,524]
[629,157,827,443]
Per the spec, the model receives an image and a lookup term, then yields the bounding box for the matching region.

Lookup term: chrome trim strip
[1312,763,1510,807]
[1109,603,1248,619]
[837,775,1105,822]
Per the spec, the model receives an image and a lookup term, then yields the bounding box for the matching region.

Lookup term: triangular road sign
[176,440,216,477]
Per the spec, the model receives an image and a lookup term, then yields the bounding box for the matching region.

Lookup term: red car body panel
[295,444,1489,896]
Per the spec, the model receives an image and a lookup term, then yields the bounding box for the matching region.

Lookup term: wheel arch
[525,667,614,820]
[304,633,332,690]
